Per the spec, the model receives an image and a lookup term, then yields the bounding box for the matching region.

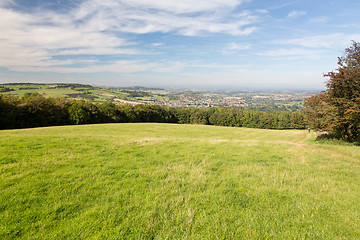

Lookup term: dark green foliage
[99,102,121,122]
[54,83,95,89]
[0,95,17,129]
[0,94,70,129]
[68,102,92,125]
[0,93,306,130]
[122,90,151,98]
[18,94,64,128]
[0,86,15,92]
[172,107,305,129]
[66,93,97,100]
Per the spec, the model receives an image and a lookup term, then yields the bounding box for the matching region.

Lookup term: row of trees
[0,93,306,130]
[304,41,360,141]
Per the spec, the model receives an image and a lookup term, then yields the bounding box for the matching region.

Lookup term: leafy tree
[290,111,306,129]
[18,94,53,128]
[99,102,118,122]
[304,41,360,140]
[0,95,17,129]
[68,102,91,125]
[171,107,190,124]
[304,92,335,131]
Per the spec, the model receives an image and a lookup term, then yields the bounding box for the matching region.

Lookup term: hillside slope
[1,123,359,239]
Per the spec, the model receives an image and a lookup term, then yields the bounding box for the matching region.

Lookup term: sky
[0,0,360,89]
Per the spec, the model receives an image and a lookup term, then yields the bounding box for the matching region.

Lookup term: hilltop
[1,123,359,239]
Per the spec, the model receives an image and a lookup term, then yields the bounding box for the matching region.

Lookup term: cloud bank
[0,0,260,73]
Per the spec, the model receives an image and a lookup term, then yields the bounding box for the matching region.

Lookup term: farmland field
[1,123,360,239]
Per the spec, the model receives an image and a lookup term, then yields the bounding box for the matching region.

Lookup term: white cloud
[73,0,260,36]
[277,34,360,48]
[255,9,268,14]
[287,10,306,18]
[308,16,329,24]
[0,0,262,73]
[152,43,165,47]
[56,48,141,56]
[222,42,251,54]
[0,3,146,74]
[257,48,325,59]
[117,0,248,14]
[7,60,192,75]
[8,60,153,74]
[227,42,251,51]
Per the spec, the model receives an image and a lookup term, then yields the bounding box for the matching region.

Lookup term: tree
[68,102,91,125]
[99,102,118,122]
[304,92,335,132]
[304,41,360,140]
[0,95,17,129]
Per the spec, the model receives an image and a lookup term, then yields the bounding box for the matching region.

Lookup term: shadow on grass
[315,133,360,146]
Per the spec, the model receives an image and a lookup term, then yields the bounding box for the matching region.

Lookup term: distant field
[1,123,360,239]
[0,83,125,102]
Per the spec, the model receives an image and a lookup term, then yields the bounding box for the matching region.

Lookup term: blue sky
[0,0,359,89]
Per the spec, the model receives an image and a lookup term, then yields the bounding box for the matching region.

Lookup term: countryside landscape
[1,56,360,238]
[1,0,360,239]
[0,83,314,111]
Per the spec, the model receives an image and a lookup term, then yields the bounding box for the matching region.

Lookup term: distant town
[146,89,317,111]
[0,83,319,112]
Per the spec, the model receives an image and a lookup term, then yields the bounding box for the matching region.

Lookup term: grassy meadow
[1,123,360,239]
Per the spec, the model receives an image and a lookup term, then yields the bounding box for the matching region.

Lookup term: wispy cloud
[0,0,262,73]
[0,0,13,7]
[222,42,251,54]
[287,10,306,18]
[257,48,325,59]
[116,0,249,14]
[10,60,155,74]
[0,4,138,72]
[277,34,360,48]
[308,16,329,24]
[73,0,260,36]
[152,43,165,47]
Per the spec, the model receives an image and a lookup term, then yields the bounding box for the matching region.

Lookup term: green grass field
[0,83,153,103]
[1,123,359,239]
[0,84,123,102]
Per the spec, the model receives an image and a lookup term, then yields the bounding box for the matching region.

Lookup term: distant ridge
[0,83,164,91]
[118,86,165,91]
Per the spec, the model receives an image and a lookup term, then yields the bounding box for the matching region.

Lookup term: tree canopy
[304,41,360,140]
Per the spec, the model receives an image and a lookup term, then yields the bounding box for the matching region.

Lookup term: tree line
[0,93,306,130]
